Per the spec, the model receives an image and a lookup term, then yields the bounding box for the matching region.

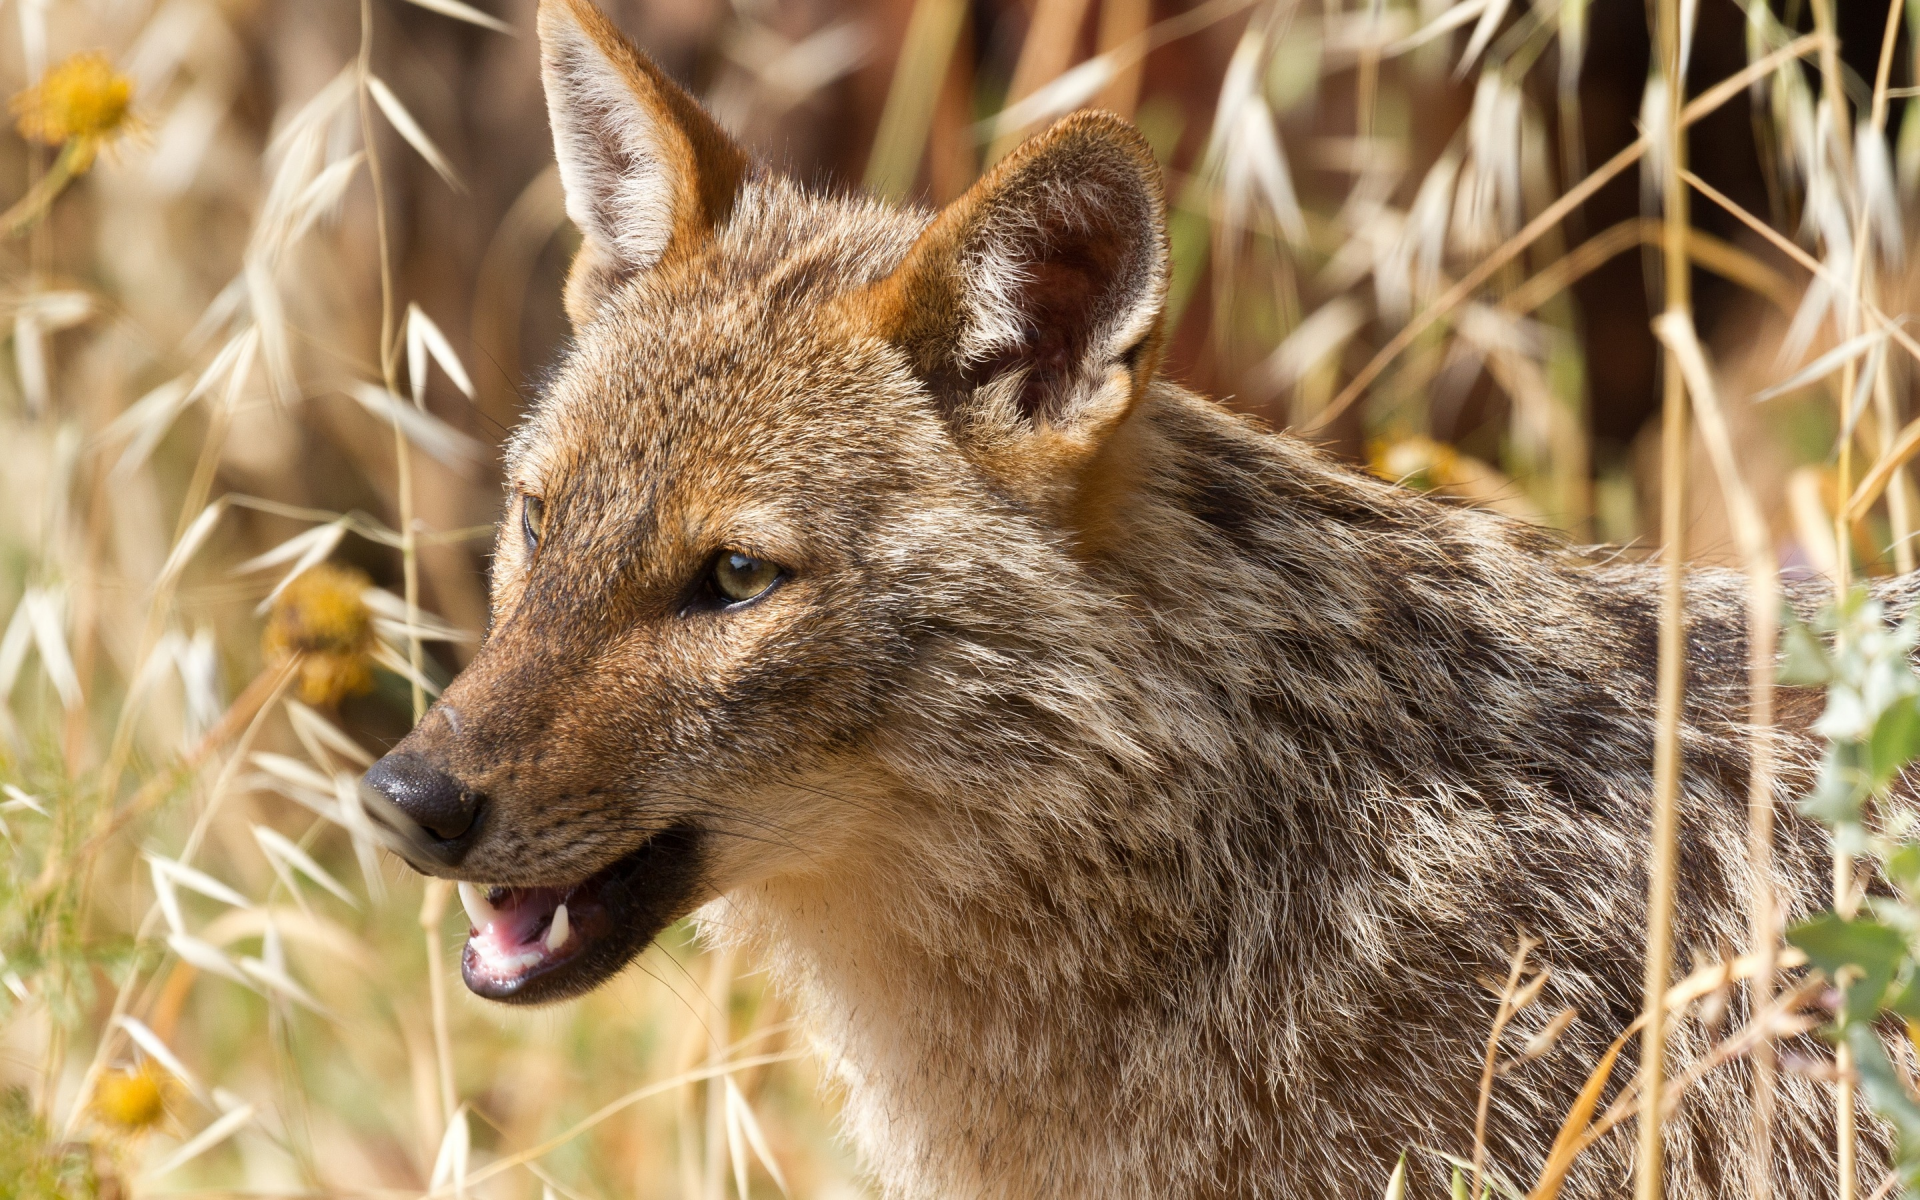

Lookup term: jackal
[364,1,1855,1194]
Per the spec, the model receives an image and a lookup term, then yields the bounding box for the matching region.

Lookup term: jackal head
[365,0,1169,1003]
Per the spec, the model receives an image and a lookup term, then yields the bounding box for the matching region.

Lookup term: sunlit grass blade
[429,1105,472,1192]
[1,784,47,815]
[166,932,255,987]
[1456,0,1512,78]
[407,302,476,408]
[370,637,445,697]
[1387,0,1489,58]
[253,824,359,908]
[146,852,250,909]
[364,587,475,644]
[1753,328,1887,402]
[114,1015,210,1105]
[152,498,230,595]
[368,74,464,193]
[236,518,349,613]
[143,1101,255,1179]
[725,1076,790,1196]
[982,56,1117,148]
[237,953,331,1015]
[350,382,486,468]
[397,0,513,34]
[21,588,81,709]
[283,697,375,769]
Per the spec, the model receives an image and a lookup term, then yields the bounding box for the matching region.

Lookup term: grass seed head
[262,563,377,707]
[10,52,133,169]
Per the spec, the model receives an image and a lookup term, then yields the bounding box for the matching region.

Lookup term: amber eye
[711,551,781,604]
[522,495,546,551]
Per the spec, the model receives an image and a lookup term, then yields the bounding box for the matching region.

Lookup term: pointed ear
[538,0,749,324]
[863,112,1168,472]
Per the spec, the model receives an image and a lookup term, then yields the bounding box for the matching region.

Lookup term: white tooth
[458,882,498,931]
[545,902,569,952]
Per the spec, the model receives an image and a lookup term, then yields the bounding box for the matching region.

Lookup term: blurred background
[0,0,1915,1194]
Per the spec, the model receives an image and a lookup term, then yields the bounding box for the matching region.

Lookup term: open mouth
[454,825,704,1004]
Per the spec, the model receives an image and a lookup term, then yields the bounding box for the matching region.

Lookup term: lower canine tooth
[458,882,498,931]
[546,902,570,952]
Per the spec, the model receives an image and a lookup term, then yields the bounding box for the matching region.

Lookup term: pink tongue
[462,887,565,980]
[469,917,549,978]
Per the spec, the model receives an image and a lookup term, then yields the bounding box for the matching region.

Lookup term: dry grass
[1,0,1918,1196]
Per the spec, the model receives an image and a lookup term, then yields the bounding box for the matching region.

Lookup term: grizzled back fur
[384,1,1866,1194]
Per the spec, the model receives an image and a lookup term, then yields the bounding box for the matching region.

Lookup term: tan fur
[374,4,1877,1195]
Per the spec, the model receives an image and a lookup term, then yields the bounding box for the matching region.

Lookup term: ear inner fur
[538,0,749,323]
[862,111,1170,469]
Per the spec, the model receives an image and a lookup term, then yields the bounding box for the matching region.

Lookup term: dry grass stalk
[1634,0,1692,1193]
[863,0,970,197]
[1681,167,1920,392]
[1652,312,1782,1200]
[1470,935,1544,1199]
[986,0,1097,165]
[1866,1,1915,576]
[1496,218,1794,319]
[1307,32,1826,436]
[1527,952,1815,1200]
[420,877,456,1148]
[1093,0,1150,117]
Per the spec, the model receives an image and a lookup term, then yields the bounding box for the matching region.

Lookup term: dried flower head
[1369,435,1542,523]
[11,53,133,168]
[92,1061,168,1132]
[263,563,377,707]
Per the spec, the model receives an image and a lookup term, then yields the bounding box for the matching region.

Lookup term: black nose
[363,752,483,861]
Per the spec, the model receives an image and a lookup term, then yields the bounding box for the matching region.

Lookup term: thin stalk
[1745,575,1781,1200]
[361,0,441,1172]
[0,139,86,239]
[1810,0,1850,178]
[1680,168,1920,380]
[864,0,969,198]
[1653,313,1780,1200]
[1868,1,1914,574]
[1307,33,1825,435]
[704,948,733,1200]
[1355,0,1382,142]
[421,879,457,1139]
[96,396,234,808]
[1875,366,1914,574]
[1817,3,1890,1194]
[986,0,1097,166]
[1636,0,1691,1193]
[59,662,294,1138]
[1094,0,1151,117]
[357,0,425,725]
[1472,938,1538,1199]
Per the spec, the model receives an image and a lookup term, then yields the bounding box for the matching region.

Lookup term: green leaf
[1889,843,1920,896]
[1799,761,1869,830]
[1875,697,1920,789]
[1847,1023,1920,1190]
[1779,615,1834,686]
[1788,911,1909,1022]
[1886,962,1920,1022]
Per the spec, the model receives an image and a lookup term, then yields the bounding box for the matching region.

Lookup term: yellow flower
[11,52,133,171]
[1369,434,1459,493]
[263,563,378,707]
[93,1062,169,1132]
[1368,434,1542,522]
